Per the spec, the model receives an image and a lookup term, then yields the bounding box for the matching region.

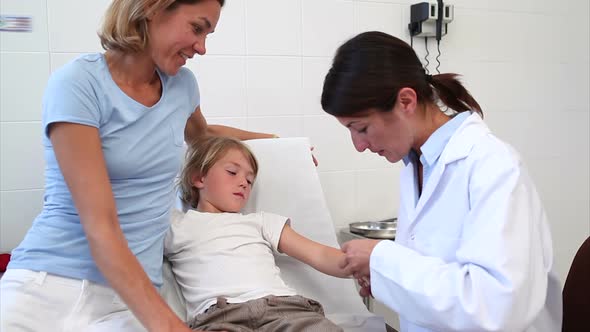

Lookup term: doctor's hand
[339,239,382,279]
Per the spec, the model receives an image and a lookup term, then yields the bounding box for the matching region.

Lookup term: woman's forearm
[85,220,188,332]
[207,124,276,140]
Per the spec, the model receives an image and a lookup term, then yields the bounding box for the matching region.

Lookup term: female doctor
[322,31,562,331]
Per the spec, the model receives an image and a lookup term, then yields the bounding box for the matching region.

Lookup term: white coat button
[410,234,415,240]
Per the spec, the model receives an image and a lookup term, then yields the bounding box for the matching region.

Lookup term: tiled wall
[1,0,588,289]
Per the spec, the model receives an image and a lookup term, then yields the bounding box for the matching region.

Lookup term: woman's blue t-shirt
[8,53,199,287]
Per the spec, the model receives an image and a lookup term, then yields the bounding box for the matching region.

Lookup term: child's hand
[357,276,373,298]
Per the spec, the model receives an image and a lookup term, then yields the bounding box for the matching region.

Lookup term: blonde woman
[0,1,273,331]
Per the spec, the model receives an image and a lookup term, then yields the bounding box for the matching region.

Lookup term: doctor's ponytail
[428,73,482,116]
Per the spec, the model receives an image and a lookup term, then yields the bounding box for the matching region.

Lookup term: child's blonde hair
[178,136,258,208]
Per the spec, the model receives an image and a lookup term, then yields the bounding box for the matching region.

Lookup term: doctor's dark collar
[402,149,419,166]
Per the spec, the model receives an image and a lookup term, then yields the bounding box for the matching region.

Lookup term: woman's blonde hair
[99,0,224,53]
[178,136,258,209]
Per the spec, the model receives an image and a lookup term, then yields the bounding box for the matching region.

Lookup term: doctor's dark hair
[321,31,482,117]
[178,136,258,209]
[99,0,225,53]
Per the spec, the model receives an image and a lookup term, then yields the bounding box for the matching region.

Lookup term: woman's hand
[310,146,318,166]
[339,239,382,279]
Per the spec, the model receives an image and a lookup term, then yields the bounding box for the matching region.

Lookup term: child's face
[194,148,255,213]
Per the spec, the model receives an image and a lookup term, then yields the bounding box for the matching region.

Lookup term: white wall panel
[354,1,402,37]
[187,56,247,118]
[319,171,357,228]
[355,168,401,223]
[0,190,44,252]
[0,52,49,122]
[47,0,110,52]
[302,57,331,116]
[246,57,303,116]
[0,122,45,191]
[207,0,246,55]
[245,0,301,56]
[302,0,354,56]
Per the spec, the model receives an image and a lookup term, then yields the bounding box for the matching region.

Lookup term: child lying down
[165,136,351,332]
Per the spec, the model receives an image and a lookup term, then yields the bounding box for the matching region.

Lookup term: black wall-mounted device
[408,1,454,40]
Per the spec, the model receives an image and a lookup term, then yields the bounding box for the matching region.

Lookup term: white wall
[1,0,588,288]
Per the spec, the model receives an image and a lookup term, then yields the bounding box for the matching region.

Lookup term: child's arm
[278,224,351,278]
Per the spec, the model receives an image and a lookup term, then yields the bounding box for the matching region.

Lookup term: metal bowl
[349,219,397,239]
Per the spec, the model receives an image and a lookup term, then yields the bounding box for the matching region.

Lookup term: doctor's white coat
[370,113,562,332]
